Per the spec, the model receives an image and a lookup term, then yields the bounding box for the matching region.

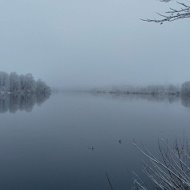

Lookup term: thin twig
[105,172,115,190]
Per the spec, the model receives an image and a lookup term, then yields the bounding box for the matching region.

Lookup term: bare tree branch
[143,1,190,24]
[133,139,190,189]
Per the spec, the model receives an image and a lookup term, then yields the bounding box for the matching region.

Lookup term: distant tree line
[94,81,190,97]
[0,72,51,95]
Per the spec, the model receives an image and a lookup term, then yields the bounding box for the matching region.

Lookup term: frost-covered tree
[35,79,51,95]
[143,1,190,24]
[23,73,36,92]
[0,71,51,95]
[181,81,190,96]
[9,72,20,93]
[0,72,9,92]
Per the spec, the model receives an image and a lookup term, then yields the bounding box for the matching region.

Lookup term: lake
[0,92,190,190]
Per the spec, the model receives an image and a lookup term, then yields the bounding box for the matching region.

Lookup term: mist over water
[0,0,189,189]
[0,92,188,189]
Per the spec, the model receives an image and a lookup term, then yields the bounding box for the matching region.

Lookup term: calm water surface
[0,92,190,190]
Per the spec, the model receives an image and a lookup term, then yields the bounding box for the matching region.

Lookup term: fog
[0,0,189,88]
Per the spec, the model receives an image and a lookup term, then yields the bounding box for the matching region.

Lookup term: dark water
[0,92,190,190]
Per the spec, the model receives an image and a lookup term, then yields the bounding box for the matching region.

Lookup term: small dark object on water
[118,139,122,144]
[88,146,95,150]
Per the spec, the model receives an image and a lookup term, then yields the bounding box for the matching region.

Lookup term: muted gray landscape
[0,0,190,189]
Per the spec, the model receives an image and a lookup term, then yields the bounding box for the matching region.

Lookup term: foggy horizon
[1,1,190,189]
[0,0,190,88]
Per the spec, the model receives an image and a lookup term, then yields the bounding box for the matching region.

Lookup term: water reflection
[0,93,50,113]
[93,92,190,108]
[181,95,190,108]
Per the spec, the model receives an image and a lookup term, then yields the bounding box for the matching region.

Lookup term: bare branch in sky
[143,1,190,24]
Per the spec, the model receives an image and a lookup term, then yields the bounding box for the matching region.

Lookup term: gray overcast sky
[0,0,189,88]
